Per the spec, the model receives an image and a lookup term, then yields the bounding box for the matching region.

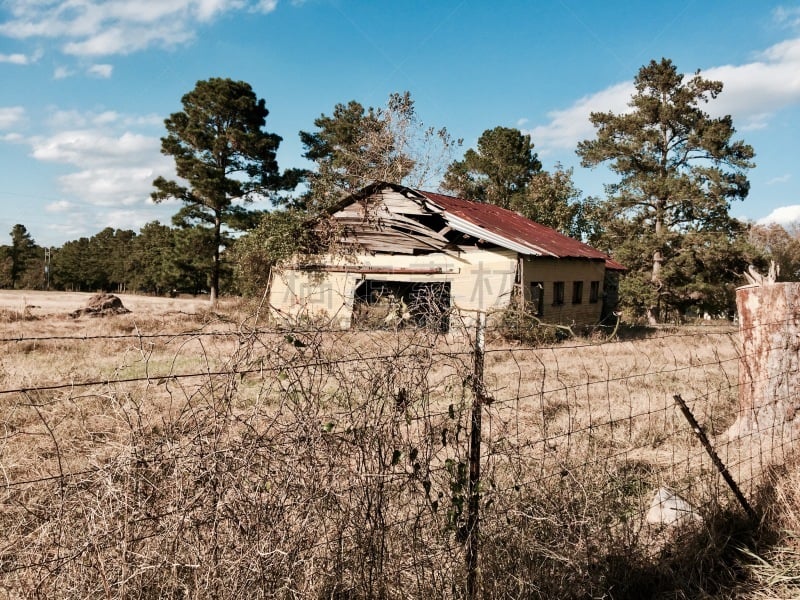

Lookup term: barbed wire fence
[0,305,797,598]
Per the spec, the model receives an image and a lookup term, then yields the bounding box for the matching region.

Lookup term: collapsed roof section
[329,181,625,271]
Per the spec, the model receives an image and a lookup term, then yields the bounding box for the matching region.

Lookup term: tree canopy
[0,225,41,289]
[8,224,37,288]
[43,223,226,296]
[231,209,325,297]
[300,97,410,204]
[509,164,597,239]
[577,58,755,322]
[748,222,800,281]
[442,126,542,209]
[152,77,300,304]
[299,91,459,211]
[52,228,135,293]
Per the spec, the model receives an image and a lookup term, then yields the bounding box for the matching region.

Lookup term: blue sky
[1,0,800,247]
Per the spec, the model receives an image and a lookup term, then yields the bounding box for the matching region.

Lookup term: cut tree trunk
[728,282,800,438]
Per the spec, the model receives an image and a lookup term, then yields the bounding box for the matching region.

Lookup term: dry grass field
[0,291,796,598]
[0,290,213,316]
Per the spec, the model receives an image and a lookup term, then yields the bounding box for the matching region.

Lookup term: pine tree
[8,224,37,289]
[442,126,541,208]
[509,164,596,239]
[299,91,457,211]
[152,78,300,304]
[577,58,755,322]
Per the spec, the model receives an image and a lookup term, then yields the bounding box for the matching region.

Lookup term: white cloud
[0,48,42,64]
[528,36,800,155]
[0,0,278,57]
[62,23,195,56]
[31,130,160,167]
[0,53,30,64]
[43,108,160,129]
[46,204,174,240]
[53,65,73,79]
[45,200,75,212]
[738,112,772,131]
[194,0,246,21]
[129,114,165,127]
[774,6,800,29]
[87,63,113,78]
[527,81,632,153]
[0,106,26,129]
[93,111,120,125]
[767,174,792,185]
[46,218,92,241]
[16,109,176,215]
[59,167,162,206]
[759,205,800,226]
[45,109,123,128]
[253,0,278,13]
[46,109,92,128]
[101,208,160,232]
[702,42,800,121]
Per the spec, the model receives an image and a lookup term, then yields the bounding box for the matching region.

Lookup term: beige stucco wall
[521,257,606,325]
[268,247,518,329]
[268,268,360,328]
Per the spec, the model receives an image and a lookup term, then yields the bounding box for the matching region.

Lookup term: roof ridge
[333,182,624,270]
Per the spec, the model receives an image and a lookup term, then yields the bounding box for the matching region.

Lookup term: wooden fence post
[729,281,800,437]
[466,311,486,600]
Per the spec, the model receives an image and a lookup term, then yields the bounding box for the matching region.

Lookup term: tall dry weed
[0,306,794,598]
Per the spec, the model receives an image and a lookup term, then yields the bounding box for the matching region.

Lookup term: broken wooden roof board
[329,181,625,271]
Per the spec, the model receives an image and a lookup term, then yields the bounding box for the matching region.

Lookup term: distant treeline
[1,223,222,296]
[4,219,800,309]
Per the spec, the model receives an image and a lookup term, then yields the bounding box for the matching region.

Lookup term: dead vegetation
[0,295,796,598]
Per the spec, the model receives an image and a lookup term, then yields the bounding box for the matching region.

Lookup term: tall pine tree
[7,224,37,289]
[577,58,755,322]
[152,78,301,304]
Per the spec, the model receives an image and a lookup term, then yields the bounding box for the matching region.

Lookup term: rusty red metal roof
[417,190,626,271]
[330,182,625,271]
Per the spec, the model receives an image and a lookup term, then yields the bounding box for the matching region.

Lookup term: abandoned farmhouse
[268,182,625,330]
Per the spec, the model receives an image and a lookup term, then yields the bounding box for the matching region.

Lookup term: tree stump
[729,282,800,437]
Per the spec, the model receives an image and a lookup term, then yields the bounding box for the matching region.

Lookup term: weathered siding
[269,269,360,328]
[729,282,800,437]
[521,257,606,324]
[269,247,517,328]
[450,247,517,313]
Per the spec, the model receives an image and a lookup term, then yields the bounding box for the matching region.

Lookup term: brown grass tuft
[0,294,796,598]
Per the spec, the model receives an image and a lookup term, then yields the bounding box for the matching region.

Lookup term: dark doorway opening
[353,280,451,332]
